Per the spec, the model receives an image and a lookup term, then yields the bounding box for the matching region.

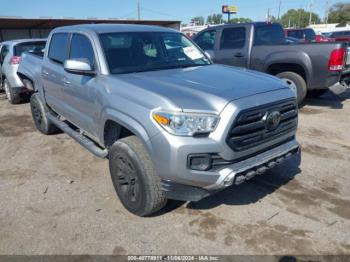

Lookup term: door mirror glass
[64,59,95,76]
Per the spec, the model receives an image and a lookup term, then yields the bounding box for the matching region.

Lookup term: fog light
[188,154,212,171]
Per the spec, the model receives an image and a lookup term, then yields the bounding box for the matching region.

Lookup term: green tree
[328,2,350,24]
[228,17,253,23]
[281,9,321,28]
[207,14,223,24]
[191,16,205,25]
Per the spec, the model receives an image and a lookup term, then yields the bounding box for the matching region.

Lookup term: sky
[0,0,340,23]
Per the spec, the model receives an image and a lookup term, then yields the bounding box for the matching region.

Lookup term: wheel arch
[101,109,154,154]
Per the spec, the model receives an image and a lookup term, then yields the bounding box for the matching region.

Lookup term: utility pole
[267,8,270,22]
[325,0,329,24]
[278,0,282,20]
[137,0,141,20]
[309,0,314,25]
[288,16,291,28]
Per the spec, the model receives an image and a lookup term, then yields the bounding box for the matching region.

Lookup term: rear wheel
[4,79,21,104]
[30,93,61,135]
[109,136,167,216]
[277,72,307,106]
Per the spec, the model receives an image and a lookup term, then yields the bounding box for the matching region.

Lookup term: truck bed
[17,52,43,91]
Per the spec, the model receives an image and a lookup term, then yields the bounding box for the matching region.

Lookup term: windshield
[99,32,211,74]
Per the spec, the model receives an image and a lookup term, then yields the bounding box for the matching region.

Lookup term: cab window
[220,27,246,49]
[48,33,69,64]
[194,30,216,50]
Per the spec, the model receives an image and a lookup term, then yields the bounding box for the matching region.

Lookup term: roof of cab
[52,23,178,34]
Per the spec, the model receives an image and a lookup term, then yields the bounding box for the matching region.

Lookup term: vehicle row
[0,22,346,216]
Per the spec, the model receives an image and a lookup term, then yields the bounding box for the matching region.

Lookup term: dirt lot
[0,91,350,255]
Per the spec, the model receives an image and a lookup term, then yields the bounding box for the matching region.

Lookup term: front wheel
[109,136,167,216]
[277,72,307,106]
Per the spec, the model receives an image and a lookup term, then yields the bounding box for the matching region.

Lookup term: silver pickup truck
[18,24,300,216]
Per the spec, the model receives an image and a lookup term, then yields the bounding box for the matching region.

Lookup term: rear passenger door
[62,33,98,135]
[214,26,249,68]
[42,33,70,117]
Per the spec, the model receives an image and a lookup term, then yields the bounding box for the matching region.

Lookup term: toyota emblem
[263,111,281,131]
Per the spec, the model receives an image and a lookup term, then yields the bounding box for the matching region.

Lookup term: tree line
[185,2,349,28]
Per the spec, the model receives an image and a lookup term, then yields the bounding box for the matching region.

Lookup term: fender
[263,50,313,85]
[98,107,156,155]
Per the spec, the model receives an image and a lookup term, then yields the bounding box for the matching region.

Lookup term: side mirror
[64,59,95,76]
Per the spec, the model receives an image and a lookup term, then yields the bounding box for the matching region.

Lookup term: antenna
[278,0,282,20]
[137,0,141,20]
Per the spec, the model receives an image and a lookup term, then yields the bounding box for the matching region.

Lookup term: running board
[46,113,108,158]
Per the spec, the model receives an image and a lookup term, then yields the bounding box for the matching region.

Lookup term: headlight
[152,111,219,136]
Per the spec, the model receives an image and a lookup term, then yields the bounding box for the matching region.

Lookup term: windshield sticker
[183,46,204,60]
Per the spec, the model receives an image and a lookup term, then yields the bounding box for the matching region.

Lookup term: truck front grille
[227,99,298,152]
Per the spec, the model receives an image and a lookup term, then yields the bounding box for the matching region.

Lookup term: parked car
[315,34,334,42]
[328,31,350,42]
[285,36,304,44]
[285,28,317,43]
[0,39,46,103]
[194,22,350,105]
[19,24,300,216]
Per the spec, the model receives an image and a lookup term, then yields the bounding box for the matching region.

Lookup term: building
[0,17,181,41]
[308,23,350,34]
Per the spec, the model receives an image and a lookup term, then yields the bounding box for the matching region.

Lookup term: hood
[108,64,289,113]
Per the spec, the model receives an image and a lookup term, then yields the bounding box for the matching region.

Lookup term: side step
[46,113,108,158]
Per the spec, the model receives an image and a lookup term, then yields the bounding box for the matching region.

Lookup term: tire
[307,89,328,98]
[3,79,21,104]
[109,136,167,216]
[30,93,61,135]
[277,72,307,106]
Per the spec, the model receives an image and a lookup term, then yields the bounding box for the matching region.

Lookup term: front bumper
[160,140,300,202]
[148,89,299,196]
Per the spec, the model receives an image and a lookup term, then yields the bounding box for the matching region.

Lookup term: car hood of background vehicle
[109,64,289,113]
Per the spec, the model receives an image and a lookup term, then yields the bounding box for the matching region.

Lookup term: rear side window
[287,30,304,39]
[304,29,316,41]
[69,34,95,67]
[14,41,46,56]
[220,27,246,49]
[194,30,216,50]
[254,24,285,45]
[48,33,69,64]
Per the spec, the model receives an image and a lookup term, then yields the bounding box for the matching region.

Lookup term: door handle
[42,70,49,77]
[62,78,71,86]
[234,52,244,58]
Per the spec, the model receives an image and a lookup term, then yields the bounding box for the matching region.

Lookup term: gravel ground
[0,91,350,255]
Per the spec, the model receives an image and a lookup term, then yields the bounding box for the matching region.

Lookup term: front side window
[69,34,95,67]
[48,33,69,64]
[99,32,211,74]
[194,30,216,50]
[220,27,246,49]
